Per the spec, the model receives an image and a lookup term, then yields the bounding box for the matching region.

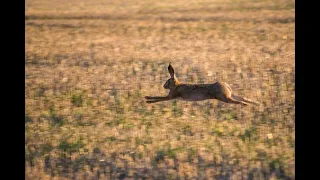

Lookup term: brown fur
[145,63,259,106]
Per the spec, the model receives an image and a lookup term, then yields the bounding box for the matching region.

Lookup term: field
[25,0,295,179]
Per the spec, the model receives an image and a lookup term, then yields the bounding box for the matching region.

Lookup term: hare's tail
[232,95,260,106]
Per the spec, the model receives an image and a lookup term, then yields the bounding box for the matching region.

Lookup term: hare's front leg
[145,91,178,103]
[145,96,169,100]
[145,96,171,103]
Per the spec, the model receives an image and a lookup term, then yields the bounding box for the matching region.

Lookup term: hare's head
[163,63,180,89]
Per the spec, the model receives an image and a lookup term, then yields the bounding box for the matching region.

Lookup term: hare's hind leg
[216,93,248,106]
[226,97,249,106]
[232,95,259,105]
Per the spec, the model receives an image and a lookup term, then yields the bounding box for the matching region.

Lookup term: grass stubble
[25,0,294,179]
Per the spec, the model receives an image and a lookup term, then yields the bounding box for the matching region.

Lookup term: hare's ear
[168,63,175,77]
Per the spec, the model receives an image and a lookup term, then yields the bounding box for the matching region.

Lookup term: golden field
[25,0,295,179]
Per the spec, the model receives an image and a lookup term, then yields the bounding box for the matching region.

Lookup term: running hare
[145,63,259,106]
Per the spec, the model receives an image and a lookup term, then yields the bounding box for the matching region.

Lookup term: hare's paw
[241,102,249,106]
[146,100,155,103]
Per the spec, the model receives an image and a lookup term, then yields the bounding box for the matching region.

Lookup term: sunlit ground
[25,0,294,179]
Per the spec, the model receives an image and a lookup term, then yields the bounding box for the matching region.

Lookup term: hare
[145,63,259,106]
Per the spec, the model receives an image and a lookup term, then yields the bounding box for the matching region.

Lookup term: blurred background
[25,0,295,179]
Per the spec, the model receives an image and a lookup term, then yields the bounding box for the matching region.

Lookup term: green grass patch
[25,114,33,123]
[58,139,84,153]
[40,143,54,155]
[240,127,258,142]
[71,93,84,107]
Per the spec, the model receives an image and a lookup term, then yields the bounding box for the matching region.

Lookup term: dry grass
[25,0,294,179]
